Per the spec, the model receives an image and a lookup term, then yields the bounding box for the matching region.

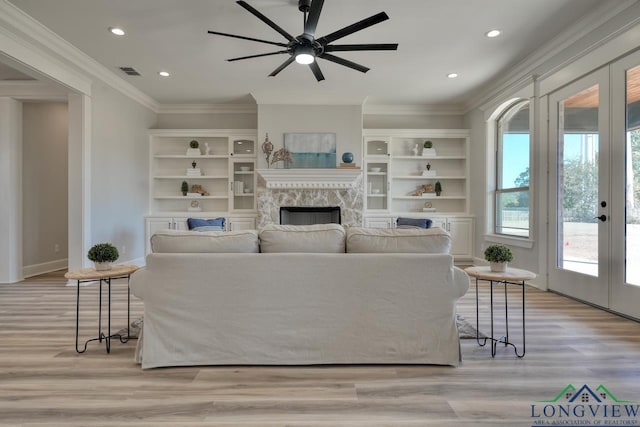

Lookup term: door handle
[595,215,607,222]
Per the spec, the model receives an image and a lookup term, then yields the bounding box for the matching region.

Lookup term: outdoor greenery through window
[496,100,530,237]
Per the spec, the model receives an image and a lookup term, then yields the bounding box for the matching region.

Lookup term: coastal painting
[284,133,336,169]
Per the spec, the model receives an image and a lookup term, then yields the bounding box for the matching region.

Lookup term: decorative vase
[94,262,113,271]
[490,262,507,273]
[341,152,354,163]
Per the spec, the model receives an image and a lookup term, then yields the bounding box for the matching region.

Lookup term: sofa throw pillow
[187,217,225,232]
[396,217,433,229]
[346,227,452,254]
[259,223,346,253]
[151,229,259,253]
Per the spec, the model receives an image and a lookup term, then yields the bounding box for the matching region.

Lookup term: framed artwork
[283,133,336,168]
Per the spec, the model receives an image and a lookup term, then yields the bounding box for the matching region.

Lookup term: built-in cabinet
[145,129,258,254]
[362,129,474,261]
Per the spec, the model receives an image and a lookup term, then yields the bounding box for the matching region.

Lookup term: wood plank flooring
[1,270,639,426]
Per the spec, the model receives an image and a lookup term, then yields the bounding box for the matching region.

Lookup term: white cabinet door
[145,217,174,254]
[447,217,473,259]
[365,217,394,228]
[228,217,256,231]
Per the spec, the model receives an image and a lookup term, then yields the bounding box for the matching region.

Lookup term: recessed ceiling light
[485,29,501,38]
[447,73,458,79]
[109,27,125,36]
[158,71,171,77]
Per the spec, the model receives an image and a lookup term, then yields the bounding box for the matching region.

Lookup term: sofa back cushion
[346,227,451,253]
[151,229,259,253]
[259,224,346,253]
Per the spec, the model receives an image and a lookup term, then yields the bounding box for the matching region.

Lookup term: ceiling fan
[207,0,398,81]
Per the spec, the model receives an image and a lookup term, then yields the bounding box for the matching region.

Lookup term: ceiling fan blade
[320,53,369,73]
[269,56,296,77]
[208,30,288,47]
[228,51,289,62]
[237,1,295,42]
[309,61,325,82]
[325,43,398,52]
[303,0,324,38]
[317,12,389,45]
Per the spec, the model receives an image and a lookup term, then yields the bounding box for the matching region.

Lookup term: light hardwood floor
[1,270,639,426]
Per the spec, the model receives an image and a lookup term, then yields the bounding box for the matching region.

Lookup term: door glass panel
[557,84,599,277]
[625,65,640,286]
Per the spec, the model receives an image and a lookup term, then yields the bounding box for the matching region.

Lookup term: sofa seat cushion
[346,227,452,253]
[151,229,259,253]
[259,224,346,253]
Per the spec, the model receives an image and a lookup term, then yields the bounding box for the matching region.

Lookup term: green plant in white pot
[87,243,119,271]
[484,244,513,272]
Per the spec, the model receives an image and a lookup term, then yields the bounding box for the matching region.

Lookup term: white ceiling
[6,0,612,106]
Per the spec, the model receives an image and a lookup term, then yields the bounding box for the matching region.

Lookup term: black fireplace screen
[279,206,341,225]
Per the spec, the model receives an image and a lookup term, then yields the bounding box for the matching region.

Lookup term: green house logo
[531,384,639,426]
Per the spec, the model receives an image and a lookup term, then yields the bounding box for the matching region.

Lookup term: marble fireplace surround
[256,169,364,228]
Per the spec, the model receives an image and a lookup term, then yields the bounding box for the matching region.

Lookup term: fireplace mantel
[257,168,362,189]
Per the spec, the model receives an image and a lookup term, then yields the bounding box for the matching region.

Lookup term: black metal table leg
[475,277,488,347]
[504,279,509,347]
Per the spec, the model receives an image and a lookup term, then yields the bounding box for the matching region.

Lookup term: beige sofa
[131,224,470,369]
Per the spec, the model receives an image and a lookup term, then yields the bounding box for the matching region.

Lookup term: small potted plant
[484,244,513,272]
[186,139,201,156]
[87,243,119,271]
[181,181,189,196]
[422,140,436,156]
[435,181,442,196]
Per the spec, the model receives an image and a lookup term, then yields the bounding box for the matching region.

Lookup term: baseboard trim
[23,258,68,279]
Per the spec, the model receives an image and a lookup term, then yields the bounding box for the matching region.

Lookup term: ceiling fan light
[295,53,315,65]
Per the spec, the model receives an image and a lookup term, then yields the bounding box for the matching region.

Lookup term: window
[495,100,530,237]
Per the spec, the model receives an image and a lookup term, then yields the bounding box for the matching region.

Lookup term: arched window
[495,100,530,237]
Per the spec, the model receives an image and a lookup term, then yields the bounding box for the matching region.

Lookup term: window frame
[495,99,531,238]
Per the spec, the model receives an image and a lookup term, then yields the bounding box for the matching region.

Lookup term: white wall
[363,114,464,129]
[22,102,68,273]
[257,104,363,169]
[0,98,21,283]
[89,82,156,264]
[155,113,256,129]
[464,2,640,283]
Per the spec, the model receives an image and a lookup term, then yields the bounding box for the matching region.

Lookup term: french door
[549,51,640,319]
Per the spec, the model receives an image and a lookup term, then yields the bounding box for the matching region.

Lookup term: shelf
[234,193,255,197]
[392,155,466,160]
[392,196,466,200]
[367,172,387,176]
[368,194,386,197]
[154,175,229,179]
[393,175,466,180]
[154,155,229,159]
[154,195,229,200]
[234,171,254,175]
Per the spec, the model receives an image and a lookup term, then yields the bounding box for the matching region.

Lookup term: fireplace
[280,206,341,225]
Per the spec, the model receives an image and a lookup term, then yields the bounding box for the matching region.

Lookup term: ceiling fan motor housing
[298,0,312,13]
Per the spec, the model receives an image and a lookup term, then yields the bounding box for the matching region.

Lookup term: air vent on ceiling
[119,66,141,76]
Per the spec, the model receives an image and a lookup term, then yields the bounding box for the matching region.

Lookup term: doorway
[548,51,640,319]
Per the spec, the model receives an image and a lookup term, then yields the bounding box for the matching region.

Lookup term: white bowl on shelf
[369,167,382,172]
[239,166,251,172]
[371,188,381,194]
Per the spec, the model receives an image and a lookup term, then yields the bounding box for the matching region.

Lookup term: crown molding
[0,0,159,112]
[157,104,257,114]
[463,0,638,113]
[0,80,67,100]
[362,104,465,116]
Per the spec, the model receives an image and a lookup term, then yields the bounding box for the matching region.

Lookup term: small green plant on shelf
[181,181,189,196]
[435,181,442,196]
[423,140,433,149]
[189,140,199,149]
[87,243,119,271]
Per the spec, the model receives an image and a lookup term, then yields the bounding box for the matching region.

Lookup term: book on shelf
[337,163,359,169]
